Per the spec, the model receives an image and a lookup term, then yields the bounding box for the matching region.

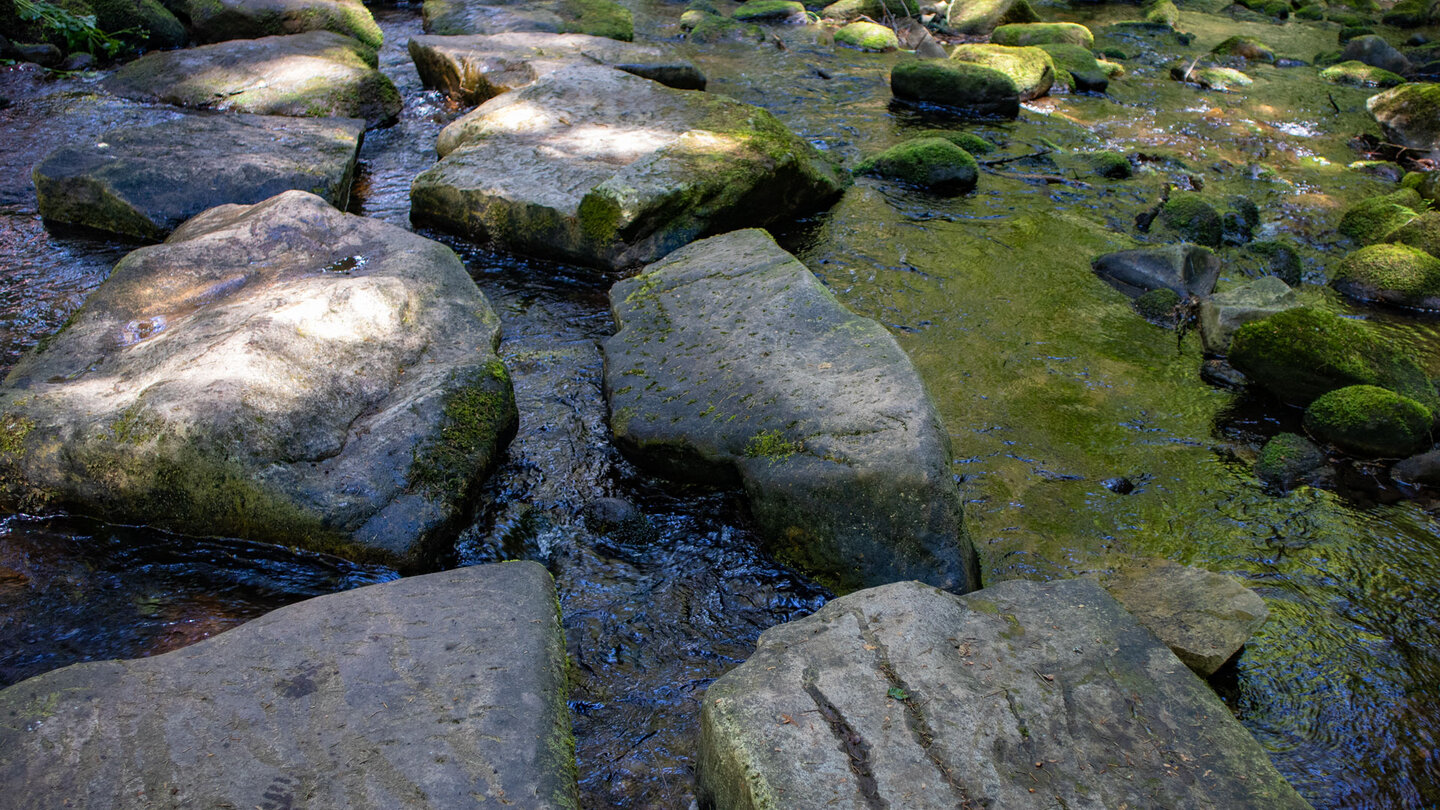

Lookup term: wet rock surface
[1091,243,1221,298]
[187,0,384,49]
[0,561,577,810]
[421,0,634,41]
[1198,275,1299,355]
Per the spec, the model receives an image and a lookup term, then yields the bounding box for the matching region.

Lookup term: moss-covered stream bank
[3,0,1440,806]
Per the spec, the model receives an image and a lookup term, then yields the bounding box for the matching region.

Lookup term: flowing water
[2,1,1439,807]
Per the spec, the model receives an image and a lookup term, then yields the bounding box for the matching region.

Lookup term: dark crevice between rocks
[801,666,887,810]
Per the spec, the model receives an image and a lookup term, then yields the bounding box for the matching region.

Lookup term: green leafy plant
[14,0,132,58]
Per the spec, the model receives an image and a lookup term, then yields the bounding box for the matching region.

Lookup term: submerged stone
[855,136,978,192]
[0,562,576,810]
[1369,82,1440,156]
[1304,384,1433,457]
[1198,275,1299,355]
[423,0,634,40]
[949,43,1054,100]
[1158,193,1224,246]
[412,65,846,271]
[187,0,383,49]
[33,112,364,242]
[603,229,979,594]
[1091,243,1221,298]
[990,21,1093,48]
[1173,64,1254,91]
[1393,446,1440,486]
[1331,242,1440,310]
[1087,149,1131,178]
[944,0,1038,35]
[834,20,899,52]
[1256,432,1328,490]
[0,191,515,561]
[890,58,1021,118]
[699,578,1311,810]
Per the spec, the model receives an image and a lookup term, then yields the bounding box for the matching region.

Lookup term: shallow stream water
[2,1,1439,806]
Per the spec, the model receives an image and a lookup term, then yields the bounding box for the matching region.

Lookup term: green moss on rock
[1338,188,1422,244]
[408,361,519,512]
[560,0,633,41]
[1256,432,1326,489]
[1144,0,1179,27]
[1332,242,1440,309]
[834,20,898,51]
[1039,42,1108,93]
[949,43,1055,100]
[990,22,1093,48]
[1159,193,1223,247]
[890,58,1020,117]
[1320,60,1405,87]
[1304,384,1433,457]
[1088,150,1131,179]
[733,0,805,21]
[821,0,918,20]
[744,429,803,460]
[917,130,995,154]
[1386,211,1440,260]
[1133,287,1180,322]
[1212,35,1276,63]
[856,136,978,192]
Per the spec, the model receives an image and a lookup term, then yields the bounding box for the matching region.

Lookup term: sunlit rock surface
[103,31,402,128]
[185,0,384,49]
[0,191,515,561]
[700,578,1312,810]
[602,229,978,594]
[408,32,704,106]
[411,65,847,271]
[0,561,577,810]
[1198,275,1299,355]
[421,0,633,41]
[33,112,365,242]
[1368,82,1440,157]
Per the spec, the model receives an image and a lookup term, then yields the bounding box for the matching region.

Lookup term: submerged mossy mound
[1158,194,1224,247]
[916,130,996,154]
[821,0,919,20]
[990,22,1093,48]
[1040,42,1109,93]
[1088,150,1132,179]
[1320,60,1405,87]
[1386,210,1440,259]
[949,43,1055,100]
[1304,385,1433,458]
[834,20,898,51]
[1212,35,1276,63]
[891,58,1021,117]
[733,0,806,21]
[1256,432,1327,490]
[1338,188,1423,244]
[944,0,1039,36]
[856,137,978,193]
[1228,307,1439,408]
[1331,243,1440,310]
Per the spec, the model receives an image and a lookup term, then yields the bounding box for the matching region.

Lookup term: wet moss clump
[1089,150,1132,179]
[1144,0,1179,27]
[949,43,1056,100]
[1133,288,1181,323]
[1319,60,1405,87]
[409,361,519,512]
[857,137,979,193]
[918,130,995,154]
[1212,35,1276,63]
[990,22,1093,48]
[1295,3,1324,19]
[732,0,804,21]
[890,59,1021,118]
[688,14,764,42]
[1237,0,1289,18]
[1384,0,1436,26]
[1338,188,1423,244]
[834,20,898,52]
[821,0,919,19]
[1332,243,1440,308]
[1159,194,1224,247]
[744,430,803,460]
[1386,211,1440,259]
[559,0,633,41]
[1243,240,1304,285]
[1303,385,1433,458]
[1039,42,1109,92]
[1256,433,1326,490]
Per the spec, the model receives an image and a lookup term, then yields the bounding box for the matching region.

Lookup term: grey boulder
[1091,243,1222,298]
[1198,275,1300,355]
[700,577,1311,810]
[603,229,979,594]
[1368,82,1440,156]
[1342,34,1413,76]
[33,112,365,242]
[0,190,515,561]
[411,65,847,271]
[0,561,577,810]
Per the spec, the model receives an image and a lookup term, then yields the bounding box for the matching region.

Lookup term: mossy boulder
[820,0,919,21]
[856,136,978,193]
[1337,188,1422,244]
[185,0,382,49]
[688,13,765,42]
[1369,83,1440,155]
[944,0,1038,36]
[917,129,995,154]
[1238,0,1290,18]
[1198,275,1299,355]
[1088,150,1131,178]
[1242,240,1304,285]
[1158,193,1224,247]
[890,58,1021,117]
[1228,307,1438,408]
[733,0,806,21]
[834,20,898,51]
[1039,42,1108,93]
[1385,210,1440,259]
[1133,287,1181,323]
[990,22,1093,48]
[949,43,1054,100]
[1256,432,1327,490]
[1319,60,1405,87]
[90,0,186,49]
[1331,242,1440,310]
[1144,0,1179,27]
[1173,64,1253,91]
[1384,0,1438,27]
[1212,36,1276,63]
[1295,2,1324,19]
[1304,385,1433,457]
[422,0,633,40]
[1341,34,1411,75]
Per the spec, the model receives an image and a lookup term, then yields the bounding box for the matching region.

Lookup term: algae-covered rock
[90,0,186,49]
[687,13,765,42]
[604,229,979,594]
[1173,64,1254,91]
[33,113,364,242]
[821,0,918,20]
[944,0,1038,35]
[187,0,383,49]
[890,58,1021,117]
[1385,210,1440,259]
[1133,287,1181,323]
[1198,275,1299,355]
[1320,59,1405,87]
[0,562,576,810]
[917,129,995,154]
[1159,193,1224,247]
[990,21,1092,48]
[1092,243,1221,298]
[1369,83,1440,155]
[1039,42,1108,93]
[699,578,1313,810]
[413,65,847,271]
[0,191,515,560]
[856,136,978,192]
[949,42,1054,100]
[1384,0,1438,27]
[1213,35,1276,63]
[422,0,633,40]
[834,20,898,51]
[733,0,806,21]
[407,32,704,105]
[103,31,402,128]
[1228,307,1437,408]
[1256,432,1328,490]
[1304,384,1433,457]
[1243,240,1305,285]
[1338,188,1423,244]
[1331,242,1440,310]
[1341,34,1411,75]
[1144,0,1179,27]
[1088,149,1131,178]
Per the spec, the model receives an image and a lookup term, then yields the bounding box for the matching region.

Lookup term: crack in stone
[801,667,888,810]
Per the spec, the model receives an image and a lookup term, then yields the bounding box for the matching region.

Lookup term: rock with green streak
[407,32,705,106]
[89,0,186,48]
[856,136,977,192]
[1198,276,1298,355]
[32,112,364,242]
[834,20,898,51]
[603,229,979,595]
[422,0,633,41]
[733,0,806,22]
[1304,385,1433,457]
[1256,432,1328,490]
[0,191,515,562]
[990,21,1092,48]
[1370,83,1440,155]
[699,578,1313,810]
[1386,210,1440,259]
[413,66,847,271]
[891,58,1021,117]
[1159,193,1224,247]
[1331,242,1440,310]
[943,0,1037,36]
[1228,306,1438,408]
[1319,59,1405,87]
[1144,0,1179,27]
[820,0,917,21]
[1173,64,1254,91]
[1337,188,1422,244]
[1212,35,1276,63]
[102,31,402,128]
[687,13,766,42]
[0,562,577,810]
[1039,42,1108,93]
[949,43,1054,100]
[182,0,382,48]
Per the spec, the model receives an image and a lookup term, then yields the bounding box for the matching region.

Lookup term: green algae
[1256,432,1325,488]
[1338,188,1423,244]
[949,43,1055,100]
[1303,384,1433,458]
[1159,194,1223,247]
[1332,243,1440,307]
[559,0,633,41]
[732,0,804,22]
[409,360,519,512]
[834,20,898,52]
[855,136,978,192]
[743,429,803,460]
[991,22,1093,48]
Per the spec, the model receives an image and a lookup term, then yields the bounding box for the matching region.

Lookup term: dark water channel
[2,1,1440,807]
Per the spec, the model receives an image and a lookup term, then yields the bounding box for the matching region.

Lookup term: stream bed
[2,1,1439,807]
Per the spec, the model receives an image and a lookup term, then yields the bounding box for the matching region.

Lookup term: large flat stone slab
[700,577,1312,810]
[422,0,633,41]
[33,112,365,241]
[103,31,402,128]
[408,32,705,106]
[0,190,515,561]
[411,65,847,271]
[185,0,384,49]
[602,229,978,594]
[0,561,577,810]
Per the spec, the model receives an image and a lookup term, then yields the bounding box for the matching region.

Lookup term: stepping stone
[0,561,577,810]
[700,577,1312,810]
[602,229,979,594]
[411,65,847,271]
[103,31,402,128]
[34,112,365,242]
[186,0,384,49]
[0,190,515,562]
[408,32,705,106]
[422,0,634,41]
